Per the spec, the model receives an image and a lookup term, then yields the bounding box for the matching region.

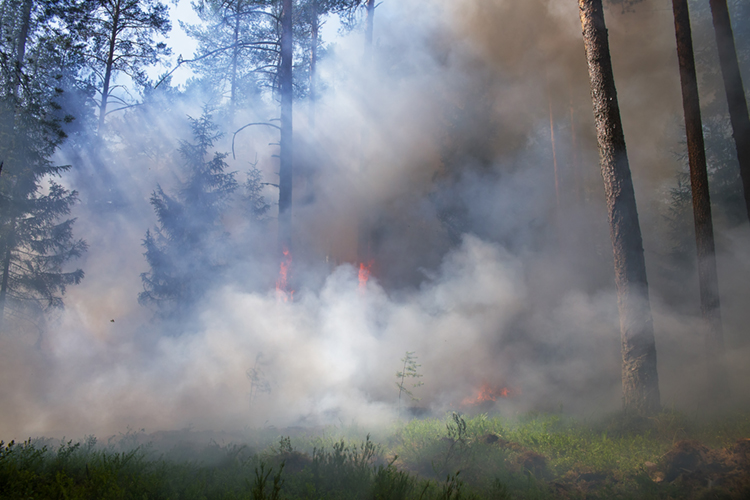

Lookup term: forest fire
[276,247,293,302]
[461,382,517,407]
[358,261,373,289]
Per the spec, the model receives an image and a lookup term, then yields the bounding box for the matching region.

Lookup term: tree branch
[232,122,281,159]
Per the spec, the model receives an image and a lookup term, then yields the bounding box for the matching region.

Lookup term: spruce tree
[139,111,238,317]
[0,0,88,331]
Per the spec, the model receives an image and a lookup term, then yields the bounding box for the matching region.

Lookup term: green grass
[1,410,749,499]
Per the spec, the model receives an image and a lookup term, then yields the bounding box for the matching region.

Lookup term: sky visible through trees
[0,0,748,439]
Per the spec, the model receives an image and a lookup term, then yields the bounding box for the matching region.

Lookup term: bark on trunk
[12,0,33,98]
[309,0,318,128]
[230,0,243,123]
[579,0,661,415]
[278,0,293,256]
[98,0,121,134]
[0,229,14,329]
[708,0,750,222]
[16,0,33,68]
[672,0,728,398]
[365,0,375,53]
[357,0,376,265]
[547,84,560,208]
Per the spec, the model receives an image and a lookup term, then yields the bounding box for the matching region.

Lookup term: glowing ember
[461,382,515,406]
[276,247,293,302]
[358,261,373,290]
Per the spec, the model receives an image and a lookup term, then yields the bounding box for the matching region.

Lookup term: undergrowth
[1,410,748,499]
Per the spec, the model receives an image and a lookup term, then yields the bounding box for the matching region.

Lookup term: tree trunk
[230,0,243,123]
[547,83,560,208]
[0,228,14,330]
[278,0,293,256]
[98,0,121,134]
[364,0,375,60]
[16,0,33,68]
[672,0,728,399]
[309,0,318,128]
[708,0,750,223]
[357,0,376,265]
[578,0,661,415]
[12,0,33,98]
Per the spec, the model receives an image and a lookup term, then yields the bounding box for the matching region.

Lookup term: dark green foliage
[2,412,750,499]
[69,0,172,128]
[0,0,87,330]
[252,461,284,500]
[181,0,273,118]
[245,166,271,220]
[371,458,414,500]
[139,110,238,317]
[182,0,367,114]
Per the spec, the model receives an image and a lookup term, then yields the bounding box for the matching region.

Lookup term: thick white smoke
[1,0,749,442]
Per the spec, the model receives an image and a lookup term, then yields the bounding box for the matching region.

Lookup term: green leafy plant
[396,351,424,417]
[251,461,284,500]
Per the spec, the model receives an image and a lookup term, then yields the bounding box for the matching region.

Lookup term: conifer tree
[69,0,172,133]
[671,0,728,399]
[139,111,238,317]
[708,0,750,222]
[180,0,277,122]
[0,0,87,331]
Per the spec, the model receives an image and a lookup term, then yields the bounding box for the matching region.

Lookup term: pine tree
[139,110,238,317]
[671,0,728,399]
[579,0,660,415]
[68,0,172,133]
[0,0,88,331]
[707,0,750,222]
[180,0,276,122]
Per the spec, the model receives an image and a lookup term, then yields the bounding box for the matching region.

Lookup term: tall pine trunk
[578,0,660,415]
[309,0,318,128]
[365,0,375,54]
[672,0,728,398]
[230,0,243,123]
[0,226,14,329]
[98,0,121,134]
[278,0,293,256]
[357,0,376,265]
[16,0,33,69]
[708,0,750,222]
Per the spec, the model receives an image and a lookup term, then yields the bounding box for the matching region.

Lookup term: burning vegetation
[460,382,518,408]
[0,0,750,497]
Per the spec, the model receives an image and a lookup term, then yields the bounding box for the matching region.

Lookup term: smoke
[1,0,750,441]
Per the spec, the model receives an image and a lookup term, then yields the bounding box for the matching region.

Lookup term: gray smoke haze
[1,0,749,441]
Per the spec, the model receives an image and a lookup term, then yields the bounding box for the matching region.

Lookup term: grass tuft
[1,410,748,499]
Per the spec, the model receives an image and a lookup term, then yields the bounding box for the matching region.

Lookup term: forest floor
[1,410,750,499]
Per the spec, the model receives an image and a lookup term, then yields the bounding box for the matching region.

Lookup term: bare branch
[232,122,281,159]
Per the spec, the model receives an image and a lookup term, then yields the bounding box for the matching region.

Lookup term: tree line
[0,0,370,329]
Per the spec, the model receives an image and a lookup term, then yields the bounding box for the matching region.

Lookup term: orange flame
[276,247,293,302]
[358,261,373,290]
[461,382,515,406]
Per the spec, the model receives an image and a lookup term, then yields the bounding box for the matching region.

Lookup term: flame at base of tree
[276,247,293,302]
[358,261,373,290]
[461,382,519,406]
